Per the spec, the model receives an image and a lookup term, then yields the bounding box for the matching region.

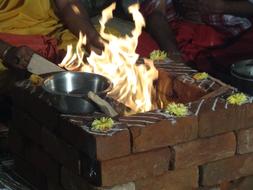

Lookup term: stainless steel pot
[231,59,253,95]
[42,71,112,114]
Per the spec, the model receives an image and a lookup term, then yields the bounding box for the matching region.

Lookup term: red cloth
[136,20,253,74]
[140,0,253,37]
[0,33,59,63]
[0,32,158,63]
[135,21,227,64]
[136,31,159,58]
[195,27,253,73]
[171,20,227,62]
[172,20,253,73]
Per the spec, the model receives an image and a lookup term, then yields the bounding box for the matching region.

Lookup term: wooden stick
[88,91,118,118]
[208,75,235,90]
[201,86,231,100]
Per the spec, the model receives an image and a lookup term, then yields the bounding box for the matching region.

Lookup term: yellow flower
[29,74,43,86]
[91,117,114,132]
[227,93,248,106]
[150,50,168,61]
[193,72,209,81]
[165,102,189,117]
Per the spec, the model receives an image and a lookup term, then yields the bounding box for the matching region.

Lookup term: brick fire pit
[9,62,253,190]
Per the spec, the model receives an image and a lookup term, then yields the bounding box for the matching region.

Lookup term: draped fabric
[0,0,158,64]
[0,0,77,49]
[0,0,158,93]
[140,0,253,36]
[139,0,253,73]
[0,0,76,92]
[0,0,58,35]
[0,0,120,69]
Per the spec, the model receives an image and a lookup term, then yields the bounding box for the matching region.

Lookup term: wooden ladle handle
[88,91,118,117]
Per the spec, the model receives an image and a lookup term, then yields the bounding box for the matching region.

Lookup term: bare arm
[54,0,104,50]
[145,0,182,61]
[147,12,180,57]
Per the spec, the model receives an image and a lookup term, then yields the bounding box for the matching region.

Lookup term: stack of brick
[8,66,253,190]
[0,122,9,153]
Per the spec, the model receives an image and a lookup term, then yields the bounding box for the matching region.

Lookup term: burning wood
[59,3,159,114]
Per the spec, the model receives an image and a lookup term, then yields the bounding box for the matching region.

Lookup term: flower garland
[227,93,248,106]
[91,117,114,132]
[165,102,189,117]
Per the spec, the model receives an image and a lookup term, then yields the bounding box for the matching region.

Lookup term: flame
[59,3,158,113]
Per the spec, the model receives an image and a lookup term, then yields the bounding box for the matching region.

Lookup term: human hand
[85,33,108,55]
[180,0,226,14]
[3,46,34,70]
[88,34,106,55]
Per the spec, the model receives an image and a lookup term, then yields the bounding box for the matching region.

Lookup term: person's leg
[135,0,174,58]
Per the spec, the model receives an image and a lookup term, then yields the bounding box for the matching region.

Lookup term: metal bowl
[42,71,112,114]
[231,59,253,95]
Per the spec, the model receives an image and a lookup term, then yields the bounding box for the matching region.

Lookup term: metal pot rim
[42,71,113,98]
[231,59,253,80]
[231,71,253,82]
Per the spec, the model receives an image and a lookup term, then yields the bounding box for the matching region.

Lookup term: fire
[59,3,158,113]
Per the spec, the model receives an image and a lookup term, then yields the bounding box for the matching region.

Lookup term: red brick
[100,148,170,187]
[0,122,8,134]
[199,178,253,190]
[8,129,27,156]
[201,153,253,186]
[237,128,253,154]
[229,175,253,190]
[14,156,48,190]
[47,181,65,190]
[12,85,27,108]
[198,98,252,138]
[11,108,26,131]
[95,183,135,190]
[12,85,59,130]
[174,132,236,169]
[41,127,81,174]
[244,103,253,129]
[0,123,8,152]
[59,118,131,161]
[61,167,136,190]
[25,144,60,184]
[174,77,207,103]
[61,167,92,190]
[197,187,220,190]
[81,155,101,185]
[95,131,130,161]
[130,116,198,153]
[135,167,199,190]
[12,108,42,144]
[0,136,8,153]
[156,69,174,104]
[81,148,170,187]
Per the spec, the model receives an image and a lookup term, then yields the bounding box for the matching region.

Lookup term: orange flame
[59,3,158,113]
